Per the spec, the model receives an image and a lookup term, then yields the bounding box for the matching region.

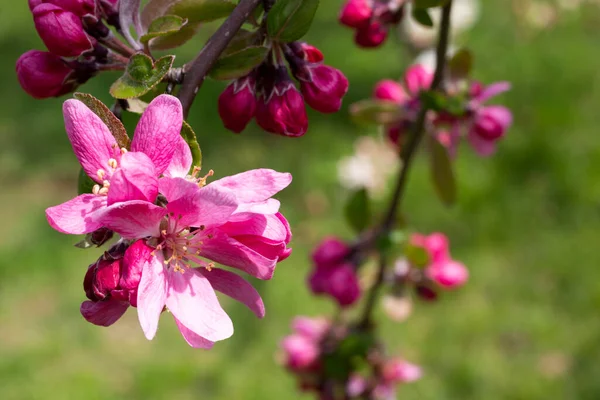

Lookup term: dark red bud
[218,75,257,133]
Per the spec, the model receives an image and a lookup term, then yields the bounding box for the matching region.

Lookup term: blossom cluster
[280,316,422,400]
[17,0,123,99]
[373,64,513,156]
[218,42,349,137]
[339,0,405,48]
[46,94,292,347]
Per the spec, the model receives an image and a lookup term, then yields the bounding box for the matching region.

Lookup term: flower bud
[292,316,329,340]
[256,67,308,137]
[374,79,408,104]
[411,232,449,264]
[382,359,423,384]
[354,21,388,48]
[312,237,349,267]
[290,42,324,63]
[218,75,257,133]
[471,105,512,140]
[426,260,468,289]
[33,3,94,57]
[16,50,75,99]
[300,64,349,113]
[281,334,320,371]
[309,263,361,307]
[29,0,96,16]
[339,0,373,28]
[404,64,433,95]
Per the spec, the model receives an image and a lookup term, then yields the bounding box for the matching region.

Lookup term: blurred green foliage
[2,1,600,399]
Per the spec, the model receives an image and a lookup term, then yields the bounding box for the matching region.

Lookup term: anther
[108,158,118,169]
[120,147,128,154]
[96,169,106,180]
[92,185,100,195]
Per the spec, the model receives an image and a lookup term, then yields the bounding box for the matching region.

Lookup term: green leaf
[181,120,202,172]
[448,48,473,80]
[209,46,270,80]
[73,93,130,149]
[429,135,456,206]
[150,22,201,50]
[140,15,187,43]
[412,8,434,27]
[344,188,371,233]
[78,167,96,195]
[349,99,401,126]
[110,54,175,99]
[222,29,262,56]
[414,0,449,8]
[267,0,319,42]
[169,0,236,23]
[404,243,431,267]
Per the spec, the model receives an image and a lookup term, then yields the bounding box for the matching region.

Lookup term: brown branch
[177,0,262,118]
[356,0,454,329]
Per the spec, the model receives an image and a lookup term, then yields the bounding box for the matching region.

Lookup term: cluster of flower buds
[280,316,421,399]
[391,232,468,302]
[308,237,361,307]
[218,42,349,137]
[17,0,125,98]
[46,94,293,347]
[372,64,513,156]
[339,0,406,48]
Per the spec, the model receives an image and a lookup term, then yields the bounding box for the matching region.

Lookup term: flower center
[91,148,128,197]
[156,215,213,273]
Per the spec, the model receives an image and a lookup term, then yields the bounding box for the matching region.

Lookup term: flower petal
[166,183,237,228]
[220,213,288,242]
[97,201,167,239]
[46,193,107,234]
[233,199,281,215]
[137,253,167,340]
[108,151,158,205]
[474,81,511,104]
[158,176,198,203]
[166,268,234,342]
[467,129,497,157]
[199,268,265,318]
[209,169,292,203]
[80,299,129,327]
[174,317,215,349]
[164,136,193,179]
[63,99,119,183]
[131,94,183,175]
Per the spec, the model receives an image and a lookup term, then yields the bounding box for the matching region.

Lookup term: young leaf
[267,0,319,43]
[181,121,202,171]
[73,93,130,149]
[141,0,236,26]
[414,0,449,8]
[448,48,473,80]
[110,54,175,99]
[428,135,456,206]
[349,99,401,126]
[150,22,201,50]
[404,243,431,267]
[412,8,434,27]
[222,29,262,56]
[344,188,371,233]
[209,46,270,80]
[140,15,188,43]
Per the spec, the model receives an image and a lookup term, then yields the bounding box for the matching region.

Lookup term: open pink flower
[46,94,183,236]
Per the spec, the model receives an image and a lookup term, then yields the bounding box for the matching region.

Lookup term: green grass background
[2,1,600,399]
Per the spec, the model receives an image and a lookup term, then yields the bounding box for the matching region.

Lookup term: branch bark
[177,0,262,118]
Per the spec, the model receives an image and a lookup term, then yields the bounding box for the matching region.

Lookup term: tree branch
[357,0,454,329]
[178,0,262,118]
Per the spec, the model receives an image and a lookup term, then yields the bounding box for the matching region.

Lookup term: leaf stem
[178,0,263,119]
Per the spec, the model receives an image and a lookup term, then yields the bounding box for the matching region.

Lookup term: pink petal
[234,198,281,215]
[199,230,277,280]
[404,64,433,96]
[209,169,292,203]
[158,176,198,203]
[234,235,287,261]
[174,318,215,349]
[121,239,154,290]
[219,213,288,242]
[137,253,167,340]
[166,268,234,342]
[199,267,265,318]
[474,81,511,104]
[467,129,497,157]
[166,184,237,228]
[164,136,193,178]
[80,299,129,327]
[97,201,167,239]
[130,95,183,176]
[63,99,119,183]
[46,193,107,234]
[107,151,158,205]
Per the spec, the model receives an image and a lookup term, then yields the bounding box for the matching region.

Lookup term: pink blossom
[311,236,349,267]
[218,74,257,133]
[403,64,433,96]
[291,42,324,63]
[373,79,408,104]
[32,3,94,57]
[382,359,423,383]
[426,260,469,289]
[16,50,76,99]
[339,0,373,28]
[299,64,349,114]
[281,316,329,372]
[411,232,449,264]
[256,80,308,137]
[29,0,96,17]
[354,21,388,48]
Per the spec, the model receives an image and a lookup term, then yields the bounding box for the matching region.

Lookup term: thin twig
[356,0,454,329]
[178,0,262,118]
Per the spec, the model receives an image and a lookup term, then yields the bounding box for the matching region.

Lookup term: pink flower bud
[256,81,308,137]
[33,4,94,57]
[374,79,408,103]
[426,260,468,289]
[354,21,388,48]
[309,263,361,307]
[292,316,330,340]
[339,0,373,28]
[218,75,257,133]
[382,359,423,384]
[16,50,75,99]
[29,0,96,16]
[404,64,433,95]
[292,42,324,63]
[300,64,349,113]
[281,334,320,371]
[312,237,349,267]
[411,232,449,263]
[471,105,513,140]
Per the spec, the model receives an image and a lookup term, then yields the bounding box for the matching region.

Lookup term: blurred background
[2,0,600,399]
